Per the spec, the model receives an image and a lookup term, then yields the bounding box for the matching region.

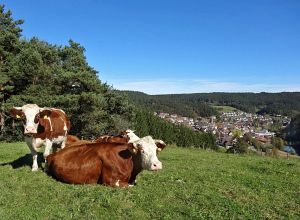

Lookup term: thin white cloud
[110,79,300,95]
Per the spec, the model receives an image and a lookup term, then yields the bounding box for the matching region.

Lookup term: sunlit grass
[211,105,239,113]
[0,142,299,219]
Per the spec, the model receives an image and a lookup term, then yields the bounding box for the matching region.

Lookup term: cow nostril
[153,164,157,167]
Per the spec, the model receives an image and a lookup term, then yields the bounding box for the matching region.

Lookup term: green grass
[0,142,299,219]
[211,105,239,113]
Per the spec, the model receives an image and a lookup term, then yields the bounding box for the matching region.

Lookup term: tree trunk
[0,110,4,133]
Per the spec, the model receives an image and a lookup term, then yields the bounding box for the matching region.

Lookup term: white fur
[132,136,163,170]
[63,122,67,131]
[21,104,40,133]
[45,117,53,131]
[52,136,66,144]
[126,130,140,143]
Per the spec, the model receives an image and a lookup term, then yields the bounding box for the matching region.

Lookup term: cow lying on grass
[10,104,70,171]
[46,136,166,187]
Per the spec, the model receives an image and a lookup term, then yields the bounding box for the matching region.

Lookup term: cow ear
[119,130,126,136]
[127,143,139,155]
[119,130,128,138]
[39,109,52,119]
[10,107,23,119]
[155,139,166,152]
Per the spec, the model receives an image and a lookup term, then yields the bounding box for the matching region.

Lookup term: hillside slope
[0,142,299,219]
[121,91,300,117]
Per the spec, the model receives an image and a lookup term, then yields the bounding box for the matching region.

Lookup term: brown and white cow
[10,104,70,171]
[46,136,166,187]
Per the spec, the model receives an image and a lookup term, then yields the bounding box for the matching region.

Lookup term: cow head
[10,104,52,135]
[128,136,166,171]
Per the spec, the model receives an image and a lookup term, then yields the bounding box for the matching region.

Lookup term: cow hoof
[31,167,38,172]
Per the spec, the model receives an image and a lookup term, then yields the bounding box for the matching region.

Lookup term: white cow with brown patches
[10,104,70,171]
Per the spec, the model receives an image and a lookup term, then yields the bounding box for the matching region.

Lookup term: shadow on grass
[0,152,44,169]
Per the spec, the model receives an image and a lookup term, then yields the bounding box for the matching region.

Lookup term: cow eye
[34,115,40,123]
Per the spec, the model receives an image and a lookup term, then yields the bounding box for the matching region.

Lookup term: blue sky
[2,0,300,94]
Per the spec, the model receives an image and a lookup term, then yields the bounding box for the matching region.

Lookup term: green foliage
[133,109,216,149]
[231,129,243,139]
[243,132,253,143]
[1,142,300,219]
[236,138,250,153]
[271,137,284,150]
[227,138,249,154]
[268,117,283,133]
[251,139,264,151]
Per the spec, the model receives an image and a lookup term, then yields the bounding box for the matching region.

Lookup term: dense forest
[122,91,300,117]
[0,5,216,149]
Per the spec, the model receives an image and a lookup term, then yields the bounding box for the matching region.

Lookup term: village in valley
[155,110,292,152]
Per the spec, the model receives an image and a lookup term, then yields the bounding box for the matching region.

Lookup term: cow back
[35,109,70,140]
[95,135,129,144]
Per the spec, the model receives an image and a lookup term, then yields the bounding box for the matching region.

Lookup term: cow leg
[30,151,38,171]
[44,139,52,158]
[28,146,38,171]
[43,140,53,172]
[60,137,67,149]
[25,137,39,171]
[44,139,52,161]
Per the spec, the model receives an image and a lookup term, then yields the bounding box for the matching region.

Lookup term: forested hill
[121,91,300,117]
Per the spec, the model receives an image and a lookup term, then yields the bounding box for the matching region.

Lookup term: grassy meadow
[0,142,299,219]
[211,105,239,113]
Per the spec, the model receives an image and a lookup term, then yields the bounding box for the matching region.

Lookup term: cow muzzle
[150,160,162,171]
[24,126,37,135]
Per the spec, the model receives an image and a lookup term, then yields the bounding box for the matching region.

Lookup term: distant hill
[120,91,300,117]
